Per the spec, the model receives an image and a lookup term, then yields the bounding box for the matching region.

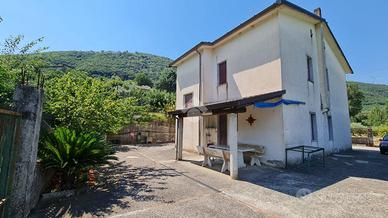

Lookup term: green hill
[347,81,388,109]
[39,51,173,80]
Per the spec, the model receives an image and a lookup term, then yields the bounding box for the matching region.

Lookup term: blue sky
[0,0,387,84]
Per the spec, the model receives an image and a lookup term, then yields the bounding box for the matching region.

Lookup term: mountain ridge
[347,81,388,109]
[38,50,173,80]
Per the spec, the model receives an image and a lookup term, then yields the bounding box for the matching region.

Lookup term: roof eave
[169,42,212,67]
[168,90,286,117]
[170,1,327,67]
[170,0,353,74]
[323,22,353,74]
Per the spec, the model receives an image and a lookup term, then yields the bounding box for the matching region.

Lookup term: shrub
[44,71,139,134]
[372,125,388,137]
[38,127,117,189]
[350,123,368,136]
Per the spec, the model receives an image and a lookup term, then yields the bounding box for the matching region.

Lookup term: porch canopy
[169,89,286,179]
[169,90,286,118]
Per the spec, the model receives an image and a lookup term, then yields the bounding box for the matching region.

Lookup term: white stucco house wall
[169,0,352,171]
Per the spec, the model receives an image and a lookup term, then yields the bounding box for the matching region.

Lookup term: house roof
[170,0,353,74]
[168,90,286,117]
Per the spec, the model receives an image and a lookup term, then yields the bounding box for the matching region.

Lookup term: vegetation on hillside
[348,82,388,137]
[36,50,173,80]
[347,81,388,109]
[347,83,365,118]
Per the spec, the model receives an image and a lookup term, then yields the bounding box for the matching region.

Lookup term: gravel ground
[30,144,388,218]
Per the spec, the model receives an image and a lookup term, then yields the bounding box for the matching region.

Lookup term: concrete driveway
[30,144,388,218]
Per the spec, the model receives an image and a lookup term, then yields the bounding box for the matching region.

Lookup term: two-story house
[169,0,352,178]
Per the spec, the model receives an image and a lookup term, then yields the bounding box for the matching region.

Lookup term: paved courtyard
[30,144,388,218]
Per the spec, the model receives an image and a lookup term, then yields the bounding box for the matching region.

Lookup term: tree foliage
[44,71,143,134]
[144,89,175,113]
[347,83,365,119]
[130,86,175,113]
[134,72,153,87]
[0,17,48,108]
[347,81,388,109]
[155,69,176,92]
[29,51,174,80]
[366,102,388,126]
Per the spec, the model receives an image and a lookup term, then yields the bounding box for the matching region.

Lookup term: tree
[347,83,365,119]
[0,66,17,108]
[134,72,153,87]
[143,89,175,113]
[0,17,47,107]
[44,71,141,134]
[366,101,388,126]
[155,69,176,92]
[367,105,387,126]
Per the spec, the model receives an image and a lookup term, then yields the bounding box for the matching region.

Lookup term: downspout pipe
[196,49,202,147]
[195,49,202,105]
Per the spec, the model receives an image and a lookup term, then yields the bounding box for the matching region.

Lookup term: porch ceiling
[169,90,286,118]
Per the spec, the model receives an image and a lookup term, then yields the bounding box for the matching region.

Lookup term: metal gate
[0,109,20,218]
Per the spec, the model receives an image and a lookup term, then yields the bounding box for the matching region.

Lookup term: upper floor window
[184,93,193,108]
[218,61,227,85]
[307,56,314,83]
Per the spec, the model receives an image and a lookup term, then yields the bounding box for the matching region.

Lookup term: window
[218,61,227,85]
[328,115,333,141]
[307,56,314,83]
[325,68,330,91]
[310,113,318,141]
[184,93,193,108]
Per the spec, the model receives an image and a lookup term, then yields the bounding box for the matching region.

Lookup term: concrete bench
[238,144,265,166]
[197,146,230,172]
[197,145,256,172]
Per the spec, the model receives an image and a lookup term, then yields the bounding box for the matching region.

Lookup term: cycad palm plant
[39,127,117,189]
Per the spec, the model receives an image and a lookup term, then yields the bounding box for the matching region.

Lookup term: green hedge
[351,123,388,137]
[351,123,368,136]
[373,125,388,137]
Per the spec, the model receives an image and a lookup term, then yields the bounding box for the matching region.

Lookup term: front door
[218,114,227,145]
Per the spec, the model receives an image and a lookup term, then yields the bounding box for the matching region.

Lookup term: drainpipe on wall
[314,8,330,113]
[196,49,203,147]
[196,49,202,105]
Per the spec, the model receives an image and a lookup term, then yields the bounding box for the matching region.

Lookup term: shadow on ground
[113,144,137,152]
[188,148,388,197]
[136,143,175,148]
[30,161,180,217]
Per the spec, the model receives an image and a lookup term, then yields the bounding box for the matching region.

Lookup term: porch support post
[199,116,207,147]
[176,116,183,160]
[228,113,238,179]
